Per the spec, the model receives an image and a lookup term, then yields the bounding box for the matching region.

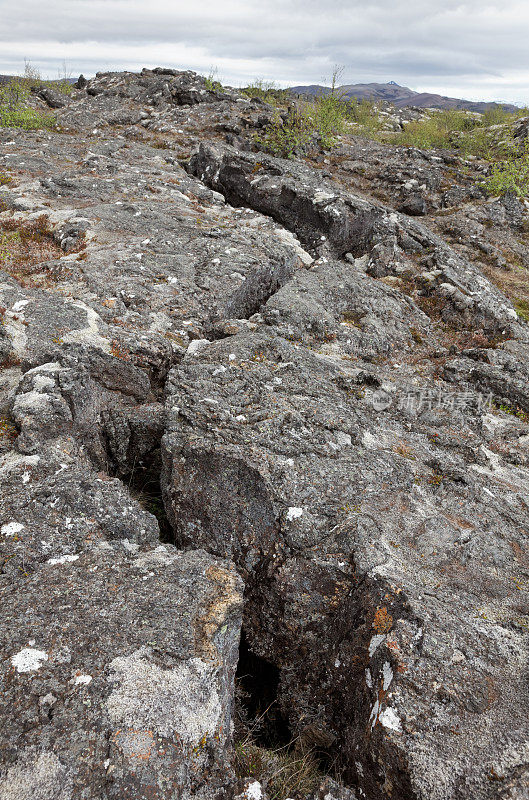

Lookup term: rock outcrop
[1,68,529,800]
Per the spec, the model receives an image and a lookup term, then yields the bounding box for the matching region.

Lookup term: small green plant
[204,68,223,93]
[494,401,529,423]
[0,230,21,263]
[515,299,529,322]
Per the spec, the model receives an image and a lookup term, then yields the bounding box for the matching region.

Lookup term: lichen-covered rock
[162,328,529,799]
[0,545,243,800]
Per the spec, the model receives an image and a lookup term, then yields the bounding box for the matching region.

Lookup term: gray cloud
[1,0,528,103]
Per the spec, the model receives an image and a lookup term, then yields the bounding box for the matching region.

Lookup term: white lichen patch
[1,521,24,537]
[313,190,337,205]
[2,312,28,357]
[245,780,263,800]
[379,706,402,732]
[11,647,48,673]
[133,545,179,569]
[273,227,314,266]
[31,374,56,392]
[382,661,393,691]
[0,451,39,476]
[61,302,111,353]
[46,554,79,565]
[106,648,222,743]
[12,391,51,415]
[74,674,92,686]
[286,507,303,521]
[365,668,373,689]
[185,339,210,358]
[369,698,380,728]
[11,299,30,313]
[0,750,72,800]
[368,634,386,657]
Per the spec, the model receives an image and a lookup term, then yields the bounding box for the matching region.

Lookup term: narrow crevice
[98,409,174,544]
[235,631,290,750]
[123,450,174,543]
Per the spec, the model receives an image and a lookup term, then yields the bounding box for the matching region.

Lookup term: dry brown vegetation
[0,216,67,286]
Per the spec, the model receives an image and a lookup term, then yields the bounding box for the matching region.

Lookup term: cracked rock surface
[1,68,529,800]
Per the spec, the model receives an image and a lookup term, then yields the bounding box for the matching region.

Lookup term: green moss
[515,299,529,322]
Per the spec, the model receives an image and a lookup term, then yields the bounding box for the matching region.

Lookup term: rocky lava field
[1,68,529,800]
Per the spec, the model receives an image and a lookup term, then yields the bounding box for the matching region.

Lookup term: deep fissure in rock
[124,451,174,542]
[235,631,290,749]
[187,148,377,259]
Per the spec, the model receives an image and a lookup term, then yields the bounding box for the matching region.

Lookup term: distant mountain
[289,81,518,114]
[0,74,77,86]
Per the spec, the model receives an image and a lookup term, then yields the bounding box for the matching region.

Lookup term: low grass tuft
[234,737,322,800]
[0,216,64,284]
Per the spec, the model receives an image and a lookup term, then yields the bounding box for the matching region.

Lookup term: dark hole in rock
[235,630,290,749]
[125,451,174,543]
[234,632,340,795]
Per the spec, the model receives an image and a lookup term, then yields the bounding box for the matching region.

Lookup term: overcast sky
[1,0,528,104]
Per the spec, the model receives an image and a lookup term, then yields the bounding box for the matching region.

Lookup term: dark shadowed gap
[235,630,291,748]
[125,450,174,543]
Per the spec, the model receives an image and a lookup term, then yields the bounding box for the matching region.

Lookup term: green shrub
[0,80,54,130]
[22,59,73,97]
[483,142,529,197]
[389,109,480,150]
[345,97,384,136]
[254,105,314,158]
[310,93,347,148]
[383,105,529,158]
[242,79,291,106]
[255,92,349,158]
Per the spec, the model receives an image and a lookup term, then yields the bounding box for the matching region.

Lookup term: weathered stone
[0,546,243,800]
